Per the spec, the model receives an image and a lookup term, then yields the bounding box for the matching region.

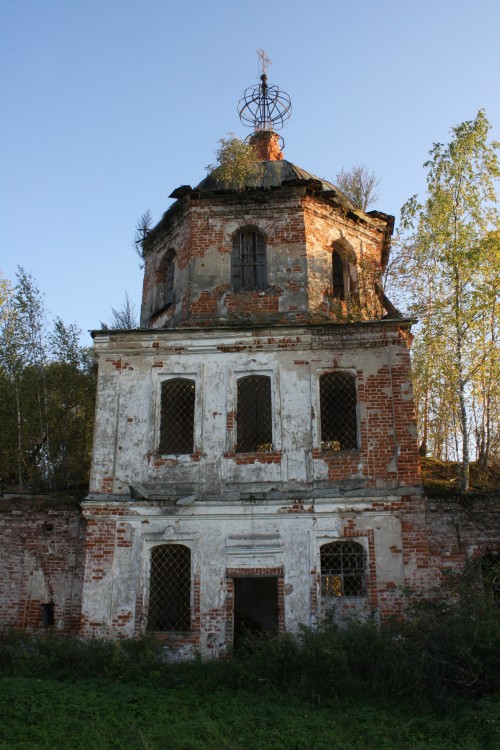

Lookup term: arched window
[320,372,358,450]
[321,541,366,597]
[332,249,345,299]
[231,230,267,291]
[147,544,191,632]
[236,375,272,452]
[156,249,175,311]
[159,378,195,454]
[331,245,359,305]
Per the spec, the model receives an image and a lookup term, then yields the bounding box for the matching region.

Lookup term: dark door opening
[233,576,279,647]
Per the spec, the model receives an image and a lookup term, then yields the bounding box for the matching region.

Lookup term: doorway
[233,576,279,646]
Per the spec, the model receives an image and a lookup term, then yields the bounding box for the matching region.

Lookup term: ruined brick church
[1,69,497,654]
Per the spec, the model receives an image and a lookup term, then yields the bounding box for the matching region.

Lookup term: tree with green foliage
[0,268,48,485]
[207,134,263,189]
[0,269,96,490]
[393,110,500,489]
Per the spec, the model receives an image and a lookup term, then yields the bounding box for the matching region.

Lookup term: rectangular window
[41,602,54,628]
[320,372,358,450]
[231,230,267,291]
[236,375,273,452]
[321,541,365,597]
[159,378,195,454]
[147,544,191,632]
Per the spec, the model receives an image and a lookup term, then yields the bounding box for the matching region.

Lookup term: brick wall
[140,189,391,329]
[425,494,500,576]
[0,495,86,633]
[1,493,499,643]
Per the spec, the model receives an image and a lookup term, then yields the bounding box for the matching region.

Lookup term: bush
[0,566,498,708]
[228,566,499,706]
[0,631,166,682]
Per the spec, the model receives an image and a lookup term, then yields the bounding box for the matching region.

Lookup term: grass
[1,570,498,750]
[421,457,500,495]
[0,676,498,750]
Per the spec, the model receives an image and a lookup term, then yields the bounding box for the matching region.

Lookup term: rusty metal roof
[192,160,355,208]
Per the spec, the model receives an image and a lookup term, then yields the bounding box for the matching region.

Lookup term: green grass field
[1,676,498,750]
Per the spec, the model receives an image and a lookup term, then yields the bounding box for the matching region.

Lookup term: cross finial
[257,49,272,76]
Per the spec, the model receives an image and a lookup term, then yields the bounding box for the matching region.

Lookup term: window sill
[152,452,205,466]
[321,593,366,599]
[224,451,282,464]
[314,447,360,457]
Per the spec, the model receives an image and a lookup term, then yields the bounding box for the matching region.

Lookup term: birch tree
[0,270,97,489]
[397,110,500,489]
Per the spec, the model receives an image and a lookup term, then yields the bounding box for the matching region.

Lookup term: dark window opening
[480,555,500,601]
[236,375,272,453]
[332,250,345,300]
[147,544,191,632]
[231,230,267,291]
[159,378,195,454]
[321,541,366,597]
[164,260,174,306]
[41,602,54,628]
[156,249,175,311]
[233,577,279,647]
[320,372,358,450]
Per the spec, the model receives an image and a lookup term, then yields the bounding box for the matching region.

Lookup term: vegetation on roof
[206,134,264,190]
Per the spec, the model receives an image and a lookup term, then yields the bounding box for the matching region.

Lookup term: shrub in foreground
[0,566,498,708]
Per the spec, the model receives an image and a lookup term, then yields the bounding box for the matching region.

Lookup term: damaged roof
[182,159,356,210]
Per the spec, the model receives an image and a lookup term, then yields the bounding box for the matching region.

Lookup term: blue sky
[1,0,499,345]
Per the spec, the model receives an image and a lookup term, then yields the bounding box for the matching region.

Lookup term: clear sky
[1,0,499,345]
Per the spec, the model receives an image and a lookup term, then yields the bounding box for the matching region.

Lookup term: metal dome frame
[238,73,292,132]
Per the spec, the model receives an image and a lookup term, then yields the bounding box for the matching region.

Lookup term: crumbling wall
[425,494,500,576]
[140,189,391,329]
[89,324,421,497]
[2,492,498,650]
[0,495,86,632]
[303,196,387,320]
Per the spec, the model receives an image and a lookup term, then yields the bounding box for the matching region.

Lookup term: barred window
[231,230,267,291]
[320,372,358,450]
[159,378,195,454]
[236,375,273,453]
[321,541,366,597]
[147,544,191,632]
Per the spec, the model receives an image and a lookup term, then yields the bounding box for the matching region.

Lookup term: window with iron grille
[236,375,273,453]
[320,372,358,450]
[231,230,267,291]
[159,378,195,454]
[147,544,191,632]
[321,541,366,597]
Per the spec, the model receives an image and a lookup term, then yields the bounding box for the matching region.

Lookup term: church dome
[194,159,356,211]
